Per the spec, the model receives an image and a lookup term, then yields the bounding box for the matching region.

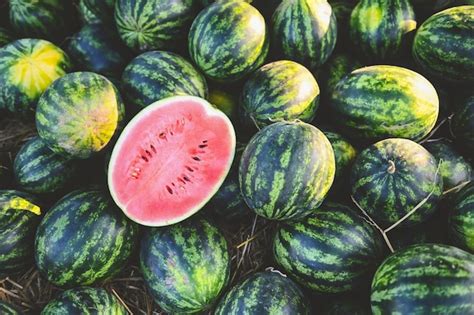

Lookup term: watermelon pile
[0,0,473,314]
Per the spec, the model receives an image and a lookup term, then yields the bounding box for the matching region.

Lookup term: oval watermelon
[0,301,20,315]
[0,27,13,48]
[449,183,474,253]
[452,95,474,156]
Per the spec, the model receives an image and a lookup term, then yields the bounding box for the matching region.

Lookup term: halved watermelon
[108,96,236,226]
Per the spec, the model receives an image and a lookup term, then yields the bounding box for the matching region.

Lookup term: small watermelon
[452,95,474,156]
[121,51,208,109]
[271,0,337,69]
[188,1,269,82]
[0,27,13,47]
[207,88,238,119]
[0,39,71,115]
[215,270,309,314]
[239,121,335,221]
[140,218,230,314]
[324,131,357,182]
[35,190,138,287]
[371,244,474,314]
[36,72,125,159]
[0,301,20,315]
[449,183,474,253]
[351,138,443,227]
[0,190,41,275]
[41,287,126,315]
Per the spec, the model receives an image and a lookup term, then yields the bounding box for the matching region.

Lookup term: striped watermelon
[0,27,13,47]
[35,190,138,287]
[0,39,71,115]
[240,60,320,129]
[0,190,41,275]
[36,72,125,159]
[41,287,126,315]
[324,131,357,182]
[140,218,230,314]
[0,301,20,315]
[188,1,269,82]
[371,244,474,314]
[351,138,443,227]
[239,121,335,220]
[271,0,337,70]
[449,183,474,253]
[321,52,362,97]
[452,95,474,156]
[121,51,207,109]
[215,270,309,314]
[329,65,439,141]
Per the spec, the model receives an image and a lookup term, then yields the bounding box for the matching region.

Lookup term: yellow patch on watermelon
[360,6,383,33]
[1,197,41,215]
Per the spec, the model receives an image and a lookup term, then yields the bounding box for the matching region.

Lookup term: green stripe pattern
[82,0,116,24]
[413,6,474,83]
[140,218,230,314]
[188,1,269,82]
[329,65,439,141]
[0,27,13,48]
[351,138,443,227]
[453,96,474,154]
[324,131,357,181]
[121,51,207,109]
[449,183,474,253]
[79,0,101,24]
[239,121,335,220]
[41,287,126,315]
[272,0,337,70]
[240,60,320,128]
[0,301,20,315]
[215,271,309,314]
[322,52,362,96]
[371,244,474,314]
[35,190,138,287]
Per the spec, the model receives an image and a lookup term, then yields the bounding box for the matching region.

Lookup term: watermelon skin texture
[188,1,269,82]
[114,0,199,52]
[351,138,443,227]
[36,72,125,159]
[41,287,126,315]
[329,65,439,142]
[0,27,13,48]
[13,137,79,194]
[239,121,335,221]
[35,190,138,287]
[0,190,41,276]
[324,131,357,182]
[0,39,71,115]
[272,0,337,70]
[0,301,20,315]
[413,6,474,83]
[449,183,474,253]
[322,52,362,97]
[240,60,320,128]
[79,0,101,24]
[121,51,208,109]
[350,0,416,61]
[371,244,474,315]
[453,96,474,156]
[215,271,309,315]
[82,0,116,24]
[140,218,230,314]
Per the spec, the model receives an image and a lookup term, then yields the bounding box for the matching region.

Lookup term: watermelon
[35,190,138,287]
[321,52,363,97]
[188,1,269,82]
[350,0,416,61]
[114,0,199,52]
[329,65,439,141]
[271,0,337,70]
[207,88,238,119]
[449,183,474,253]
[351,138,443,227]
[215,270,309,314]
[82,0,116,24]
[36,72,125,159]
[13,136,79,194]
[108,96,236,226]
[0,39,71,115]
[140,218,230,314]
[371,244,474,314]
[240,60,320,129]
[121,51,208,109]
[324,131,357,183]
[452,95,474,156]
[78,0,101,24]
[413,6,474,83]
[239,121,335,221]
[41,287,126,315]
[0,27,13,47]
[0,301,20,315]
[0,190,41,275]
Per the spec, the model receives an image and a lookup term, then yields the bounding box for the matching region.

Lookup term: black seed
[150,144,156,153]
[183,176,191,182]
[203,140,208,143]
[166,186,173,194]
[186,166,194,172]
[199,144,208,148]
[141,156,148,162]
[192,156,201,161]
[146,150,152,157]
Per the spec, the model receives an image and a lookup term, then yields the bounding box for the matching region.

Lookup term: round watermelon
[324,131,358,182]
[35,190,138,287]
[0,27,13,47]
[449,183,474,253]
[188,1,269,82]
[239,121,335,221]
[452,95,474,156]
[0,301,20,315]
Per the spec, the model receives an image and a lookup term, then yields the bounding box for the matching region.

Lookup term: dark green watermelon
[121,51,208,109]
[188,1,269,82]
[449,183,474,253]
[215,270,309,314]
[371,244,474,314]
[140,218,230,314]
[324,131,357,182]
[35,190,138,287]
[0,27,13,47]
[0,190,41,275]
[452,95,474,157]
[351,138,443,227]
[0,301,20,315]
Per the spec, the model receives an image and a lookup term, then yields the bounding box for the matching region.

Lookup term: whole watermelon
[449,183,474,253]
[0,27,13,47]
[35,190,138,287]
[452,95,474,156]
[215,270,309,314]
[351,138,443,227]
[323,131,357,182]
[188,1,269,82]
[140,218,230,314]
[371,244,474,314]
[0,301,20,315]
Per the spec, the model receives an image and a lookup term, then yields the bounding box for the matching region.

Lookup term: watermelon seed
[203,140,208,143]
[178,178,186,185]
[183,176,191,182]
[185,166,194,172]
[159,132,166,139]
[198,144,208,148]
[145,150,152,157]
[166,186,173,194]
[192,156,201,161]
[141,156,148,162]
[150,144,156,153]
